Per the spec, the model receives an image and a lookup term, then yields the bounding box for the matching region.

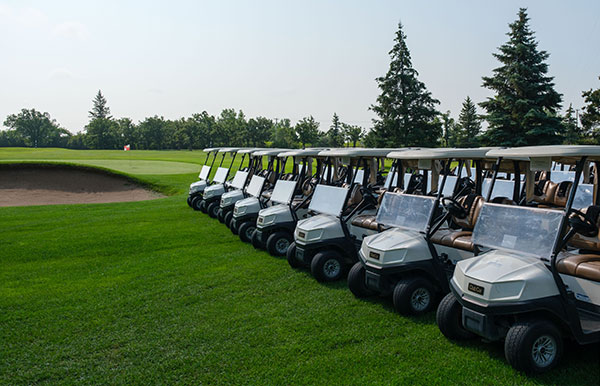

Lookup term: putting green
[6,159,200,175]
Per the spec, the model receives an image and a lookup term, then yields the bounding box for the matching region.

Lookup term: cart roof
[277,148,329,157]
[317,148,398,157]
[487,145,600,163]
[388,147,496,160]
[217,147,244,153]
[203,147,221,152]
[252,148,290,156]
[237,148,265,155]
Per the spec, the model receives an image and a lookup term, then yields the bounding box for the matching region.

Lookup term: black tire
[199,200,208,213]
[207,202,219,218]
[311,251,345,282]
[187,196,193,207]
[224,211,233,229]
[392,276,436,315]
[230,219,239,235]
[504,319,563,374]
[266,231,292,257]
[347,262,375,297]
[238,221,256,243]
[217,208,225,223]
[191,197,203,211]
[436,293,475,340]
[251,230,264,249]
[287,242,302,268]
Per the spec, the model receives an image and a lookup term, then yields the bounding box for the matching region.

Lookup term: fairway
[1,149,598,385]
[3,159,201,175]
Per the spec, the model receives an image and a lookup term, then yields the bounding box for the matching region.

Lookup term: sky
[0,0,599,134]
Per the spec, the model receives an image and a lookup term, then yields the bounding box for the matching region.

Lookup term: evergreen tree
[581,76,600,143]
[440,111,455,147]
[480,8,563,146]
[562,104,581,144]
[370,22,441,147]
[327,113,345,147]
[88,90,112,120]
[453,97,482,147]
[295,116,320,148]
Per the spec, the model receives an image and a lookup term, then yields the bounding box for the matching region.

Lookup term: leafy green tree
[3,108,62,147]
[440,111,455,147]
[138,116,168,150]
[67,132,87,149]
[370,22,441,147]
[295,116,320,148]
[214,109,243,146]
[453,97,482,147]
[342,124,364,147]
[85,118,117,149]
[480,8,563,146]
[271,118,298,148]
[562,104,582,144]
[89,90,112,120]
[581,76,600,143]
[247,117,273,147]
[0,129,26,147]
[326,113,345,147]
[116,118,137,148]
[188,112,216,148]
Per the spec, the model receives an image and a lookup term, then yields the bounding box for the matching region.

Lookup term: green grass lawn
[1,148,598,384]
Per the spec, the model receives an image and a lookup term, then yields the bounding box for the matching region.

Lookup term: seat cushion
[351,214,379,231]
[557,254,600,282]
[431,229,473,251]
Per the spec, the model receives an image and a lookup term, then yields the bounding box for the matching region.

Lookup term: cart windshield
[308,184,349,216]
[230,171,248,189]
[482,179,516,199]
[376,193,436,232]
[353,169,364,184]
[199,165,211,180]
[213,167,229,184]
[246,176,265,197]
[271,180,297,204]
[472,203,563,258]
[573,184,594,209]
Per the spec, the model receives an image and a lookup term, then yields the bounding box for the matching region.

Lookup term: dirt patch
[0,165,163,207]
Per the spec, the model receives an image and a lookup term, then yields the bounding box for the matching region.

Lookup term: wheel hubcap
[246,226,255,239]
[323,259,341,278]
[410,288,431,312]
[275,238,290,254]
[532,335,557,367]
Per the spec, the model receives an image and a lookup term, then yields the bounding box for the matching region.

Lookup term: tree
[247,117,273,147]
[453,97,482,147]
[580,76,600,143]
[85,118,117,149]
[326,113,345,147]
[342,124,364,147]
[271,118,298,148]
[188,112,216,148]
[89,90,112,120]
[214,109,242,146]
[3,108,62,147]
[370,22,442,147]
[295,116,320,148]
[440,111,455,147]
[137,116,168,150]
[562,104,582,144]
[480,8,563,146]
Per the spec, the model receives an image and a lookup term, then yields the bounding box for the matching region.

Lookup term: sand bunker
[0,165,163,207]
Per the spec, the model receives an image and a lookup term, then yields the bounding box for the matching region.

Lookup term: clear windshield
[384,170,397,189]
[199,165,211,180]
[573,183,594,209]
[246,176,265,197]
[482,178,516,199]
[376,193,435,232]
[353,169,364,184]
[230,171,248,189]
[438,175,458,197]
[472,203,563,258]
[549,170,582,183]
[308,184,349,216]
[213,167,229,184]
[271,180,297,204]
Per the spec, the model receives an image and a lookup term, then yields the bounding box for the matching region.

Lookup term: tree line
[2,8,599,150]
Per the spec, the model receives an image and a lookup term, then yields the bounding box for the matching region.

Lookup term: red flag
[124,144,130,151]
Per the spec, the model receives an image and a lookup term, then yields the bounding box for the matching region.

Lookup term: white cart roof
[238,148,265,155]
[217,147,245,153]
[277,148,329,158]
[252,148,290,157]
[487,145,600,163]
[203,147,221,152]
[388,147,494,160]
[317,148,399,158]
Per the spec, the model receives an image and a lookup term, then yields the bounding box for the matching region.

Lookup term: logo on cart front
[468,283,484,295]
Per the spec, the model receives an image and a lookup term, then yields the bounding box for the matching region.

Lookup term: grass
[1,148,598,384]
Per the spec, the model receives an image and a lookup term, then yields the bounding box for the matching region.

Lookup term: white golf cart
[348,148,517,315]
[288,148,395,282]
[436,145,600,374]
[187,147,221,207]
[229,149,290,242]
[252,148,329,256]
[198,148,262,217]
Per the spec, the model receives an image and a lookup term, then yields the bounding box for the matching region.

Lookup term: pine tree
[453,96,482,147]
[88,90,112,120]
[480,8,562,146]
[562,104,581,144]
[581,76,600,143]
[327,113,345,147]
[370,22,441,147]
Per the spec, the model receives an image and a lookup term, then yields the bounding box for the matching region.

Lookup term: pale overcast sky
[1,0,599,134]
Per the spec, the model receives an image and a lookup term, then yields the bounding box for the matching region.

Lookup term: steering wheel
[569,209,599,237]
[442,197,468,219]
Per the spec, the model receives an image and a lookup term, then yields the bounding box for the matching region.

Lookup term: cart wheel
[287,242,302,269]
[199,200,208,213]
[187,196,193,207]
[436,293,474,340]
[251,230,264,249]
[505,319,563,374]
[191,197,202,211]
[392,277,435,315]
[266,231,292,257]
[238,222,256,243]
[217,208,225,223]
[224,211,233,229]
[311,251,345,282]
[207,202,219,218]
[347,262,375,297]
[230,219,239,235]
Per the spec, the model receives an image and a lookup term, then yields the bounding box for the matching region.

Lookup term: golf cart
[187,147,221,207]
[252,148,329,256]
[288,148,395,282]
[229,149,290,242]
[436,145,600,374]
[198,147,258,217]
[348,148,517,315]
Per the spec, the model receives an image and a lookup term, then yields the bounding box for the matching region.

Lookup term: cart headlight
[221,197,231,206]
[298,229,323,241]
[490,281,525,300]
[235,205,247,216]
[189,182,203,194]
[259,214,276,226]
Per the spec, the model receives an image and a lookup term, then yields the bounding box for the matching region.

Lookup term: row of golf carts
[187,145,600,374]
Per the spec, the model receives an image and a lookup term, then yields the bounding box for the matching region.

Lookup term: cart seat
[557,254,600,282]
[569,206,600,251]
[430,230,474,252]
[534,180,558,205]
[351,214,380,231]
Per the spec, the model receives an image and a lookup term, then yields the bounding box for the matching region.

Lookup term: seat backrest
[533,180,558,205]
[553,181,572,207]
[569,205,600,251]
[453,194,485,230]
[346,184,363,207]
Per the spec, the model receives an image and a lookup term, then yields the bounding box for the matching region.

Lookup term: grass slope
[0,148,598,384]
